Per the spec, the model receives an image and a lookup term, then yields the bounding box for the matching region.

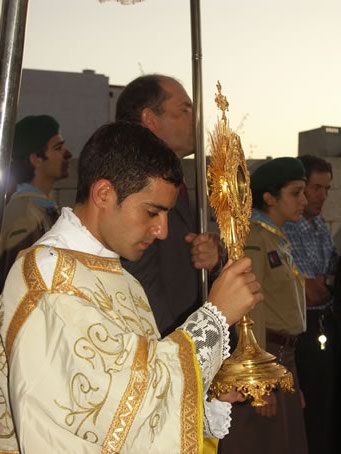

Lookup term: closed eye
[147,211,159,218]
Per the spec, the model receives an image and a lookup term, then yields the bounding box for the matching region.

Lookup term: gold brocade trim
[58,248,123,275]
[0,451,20,453]
[169,330,203,454]
[101,336,148,453]
[252,220,305,288]
[52,249,77,291]
[6,247,47,359]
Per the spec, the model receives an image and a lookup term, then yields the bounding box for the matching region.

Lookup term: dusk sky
[2,0,340,158]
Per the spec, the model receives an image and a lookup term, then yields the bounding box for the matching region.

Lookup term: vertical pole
[0,0,29,228]
[190,0,208,299]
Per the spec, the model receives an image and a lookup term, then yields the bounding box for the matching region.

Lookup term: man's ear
[141,107,159,134]
[263,192,276,207]
[91,179,117,208]
[29,153,42,169]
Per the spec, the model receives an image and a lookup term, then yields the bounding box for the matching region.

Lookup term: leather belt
[266,330,297,348]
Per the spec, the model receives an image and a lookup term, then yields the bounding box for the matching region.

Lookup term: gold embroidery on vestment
[0,339,16,440]
[52,248,76,291]
[55,323,130,444]
[102,336,148,453]
[61,249,123,275]
[0,451,20,453]
[169,331,201,454]
[6,247,47,358]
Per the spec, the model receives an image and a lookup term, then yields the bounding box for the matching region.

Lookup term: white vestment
[0,208,231,453]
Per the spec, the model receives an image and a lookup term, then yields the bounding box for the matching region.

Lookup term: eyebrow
[144,202,170,211]
[314,184,331,189]
[52,140,65,149]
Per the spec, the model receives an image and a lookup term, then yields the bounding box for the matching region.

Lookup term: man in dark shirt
[116,75,224,336]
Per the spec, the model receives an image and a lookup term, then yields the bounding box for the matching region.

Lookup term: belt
[266,330,297,348]
[307,302,333,312]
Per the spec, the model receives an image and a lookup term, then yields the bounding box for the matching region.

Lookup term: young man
[0,115,71,290]
[116,75,223,336]
[284,155,339,454]
[0,122,262,453]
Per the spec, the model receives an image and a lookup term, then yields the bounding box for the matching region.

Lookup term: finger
[222,256,252,275]
[253,292,264,304]
[184,232,197,243]
[222,258,234,270]
[191,233,210,246]
[191,242,211,255]
[239,272,257,285]
[246,279,262,293]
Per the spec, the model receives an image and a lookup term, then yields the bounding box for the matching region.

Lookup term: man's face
[98,177,178,261]
[40,134,72,180]
[152,79,193,159]
[304,171,332,218]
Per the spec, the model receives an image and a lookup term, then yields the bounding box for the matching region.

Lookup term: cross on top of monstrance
[214,81,229,123]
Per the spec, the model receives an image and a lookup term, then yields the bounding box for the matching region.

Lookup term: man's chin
[124,251,144,262]
[312,207,322,216]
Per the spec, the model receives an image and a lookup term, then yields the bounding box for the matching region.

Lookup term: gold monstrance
[207,82,294,406]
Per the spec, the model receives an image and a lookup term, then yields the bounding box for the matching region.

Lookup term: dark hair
[252,184,283,210]
[298,155,333,180]
[115,75,177,123]
[11,146,48,184]
[76,122,183,204]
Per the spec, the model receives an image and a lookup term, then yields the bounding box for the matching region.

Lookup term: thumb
[222,256,252,275]
[184,232,197,243]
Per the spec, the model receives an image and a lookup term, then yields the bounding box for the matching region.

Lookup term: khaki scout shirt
[245,221,306,349]
[0,195,56,291]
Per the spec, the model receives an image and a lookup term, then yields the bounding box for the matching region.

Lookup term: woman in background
[219,157,308,454]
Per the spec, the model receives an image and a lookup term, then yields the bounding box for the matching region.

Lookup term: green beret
[12,115,60,160]
[251,157,306,194]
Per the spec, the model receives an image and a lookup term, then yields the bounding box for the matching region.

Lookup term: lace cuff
[178,302,230,393]
[204,399,232,439]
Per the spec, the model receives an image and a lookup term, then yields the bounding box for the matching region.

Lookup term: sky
[2,0,341,159]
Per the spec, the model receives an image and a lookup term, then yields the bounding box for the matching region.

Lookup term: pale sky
[2,0,341,158]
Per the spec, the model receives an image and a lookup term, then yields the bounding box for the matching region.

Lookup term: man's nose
[151,214,168,240]
[320,189,328,202]
[63,147,72,159]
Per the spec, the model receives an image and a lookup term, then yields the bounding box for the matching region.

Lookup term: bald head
[116,75,193,158]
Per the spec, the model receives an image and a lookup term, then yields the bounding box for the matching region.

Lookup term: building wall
[299,126,341,158]
[18,69,123,158]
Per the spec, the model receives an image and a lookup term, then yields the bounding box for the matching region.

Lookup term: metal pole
[0,0,29,228]
[190,0,208,299]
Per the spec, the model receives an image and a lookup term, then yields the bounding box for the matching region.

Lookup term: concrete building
[299,126,341,157]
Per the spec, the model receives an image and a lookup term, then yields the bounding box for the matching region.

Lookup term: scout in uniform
[219,157,309,454]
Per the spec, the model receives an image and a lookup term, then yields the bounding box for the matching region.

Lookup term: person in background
[0,114,71,291]
[283,155,339,454]
[115,75,225,337]
[219,157,308,454]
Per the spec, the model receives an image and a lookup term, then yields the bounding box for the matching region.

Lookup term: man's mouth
[139,241,153,251]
